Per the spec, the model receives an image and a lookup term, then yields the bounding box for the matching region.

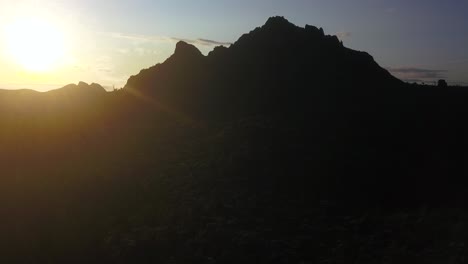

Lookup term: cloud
[336,31,351,39]
[116,48,130,54]
[95,56,113,71]
[172,38,233,46]
[104,32,232,46]
[197,38,232,46]
[387,67,447,82]
[103,32,168,43]
[133,47,158,56]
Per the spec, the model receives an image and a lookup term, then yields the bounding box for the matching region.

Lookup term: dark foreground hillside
[1,17,468,263]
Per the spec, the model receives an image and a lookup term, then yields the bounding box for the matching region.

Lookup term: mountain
[3,16,468,264]
[0,81,106,110]
[49,81,107,95]
[121,16,468,205]
[124,16,402,120]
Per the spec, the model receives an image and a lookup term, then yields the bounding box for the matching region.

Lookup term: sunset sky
[0,0,467,91]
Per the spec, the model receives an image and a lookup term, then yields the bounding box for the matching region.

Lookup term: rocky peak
[263,16,296,30]
[89,83,106,91]
[78,81,89,87]
[56,82,106,95]
[174,41,203,58]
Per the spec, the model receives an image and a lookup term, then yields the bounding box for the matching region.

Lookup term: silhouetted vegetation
[438,79,448,88]
[1,17,468,263]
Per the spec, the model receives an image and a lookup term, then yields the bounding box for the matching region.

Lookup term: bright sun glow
[4,17,66,72]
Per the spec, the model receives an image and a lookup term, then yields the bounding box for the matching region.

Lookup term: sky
[0,0,467,91]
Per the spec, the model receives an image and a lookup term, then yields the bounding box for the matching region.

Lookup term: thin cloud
[387,67,447,81]
[104,32,231,46]
[336,31,351,39]
[441,58,468,65]
[103,32,169,42]
[193,38,232,46]
[401,78,428,84]
[116,48,130,54]
[169,37,232,46]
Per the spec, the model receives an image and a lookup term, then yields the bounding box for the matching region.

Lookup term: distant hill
[0,81,107,111]
[0,81,106,98]
[49,81,107,95]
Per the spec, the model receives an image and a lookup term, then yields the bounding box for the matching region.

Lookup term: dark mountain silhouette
[2,16,468,263]
[122,16,451,205]
[124,16,402,119]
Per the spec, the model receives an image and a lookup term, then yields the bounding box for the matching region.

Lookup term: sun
[4,17,66,72]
